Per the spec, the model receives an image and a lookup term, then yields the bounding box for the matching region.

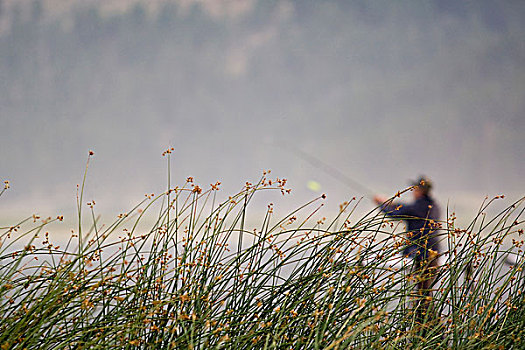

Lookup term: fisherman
[374,176,441,321]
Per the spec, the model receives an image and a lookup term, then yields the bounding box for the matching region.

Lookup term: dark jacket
[379,195,440,261]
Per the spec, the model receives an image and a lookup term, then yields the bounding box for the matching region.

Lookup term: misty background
[0,0,523,224]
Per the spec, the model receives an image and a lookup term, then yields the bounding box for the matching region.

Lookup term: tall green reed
[0,154,523,349]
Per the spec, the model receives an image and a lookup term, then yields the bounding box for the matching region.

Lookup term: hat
[410,176,433,193]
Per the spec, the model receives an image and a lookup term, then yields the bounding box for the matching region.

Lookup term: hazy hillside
[1,0,524,216]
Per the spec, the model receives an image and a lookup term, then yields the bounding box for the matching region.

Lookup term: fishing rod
[276,142,376,199]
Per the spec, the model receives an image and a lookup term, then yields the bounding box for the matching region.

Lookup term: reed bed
[0,156,524,349]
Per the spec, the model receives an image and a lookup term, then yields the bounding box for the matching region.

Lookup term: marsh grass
[0,154,524,349]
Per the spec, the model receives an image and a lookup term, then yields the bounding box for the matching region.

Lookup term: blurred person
[374,176,441,321]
